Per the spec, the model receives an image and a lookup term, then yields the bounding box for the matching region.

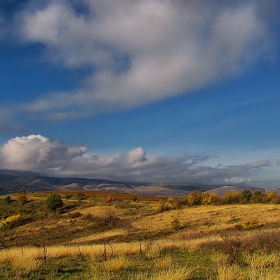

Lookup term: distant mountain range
[0,169,274,196]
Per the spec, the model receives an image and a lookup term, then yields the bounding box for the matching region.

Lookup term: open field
[1,190,280,279]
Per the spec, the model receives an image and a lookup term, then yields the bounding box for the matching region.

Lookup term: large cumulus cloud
[4,0,274,121]
[0,135,272,185]
[1,135,87,171]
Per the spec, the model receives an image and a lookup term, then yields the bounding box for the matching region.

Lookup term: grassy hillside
[1,190,280,279]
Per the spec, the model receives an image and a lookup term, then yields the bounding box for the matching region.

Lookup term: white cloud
[1,135,86,170]
[224,177,252,185]
[11,0,274,120]
[0,135,275,186]
[127,147,146,165]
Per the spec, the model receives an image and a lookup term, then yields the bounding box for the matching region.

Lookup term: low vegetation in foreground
[1,189,280,279]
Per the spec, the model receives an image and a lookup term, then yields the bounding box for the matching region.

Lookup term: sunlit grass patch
[216,263,243,280]
[244,252,280,269]
[244,252,280,280]
[0,247,41,276]
[102,255,131,272]
[154,254,174,270]
[149,266,195,280]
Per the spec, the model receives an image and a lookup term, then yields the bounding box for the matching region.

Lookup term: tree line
[183,189,280,206]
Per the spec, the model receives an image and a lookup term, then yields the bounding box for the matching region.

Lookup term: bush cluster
[156,197,182,212]
[182,189,280,207]
[238,219,261,230]
[171,217,181,230]
[156,189,280,212]
[156,189,279,212]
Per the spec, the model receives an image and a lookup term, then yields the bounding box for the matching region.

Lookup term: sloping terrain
[1,191,280,279]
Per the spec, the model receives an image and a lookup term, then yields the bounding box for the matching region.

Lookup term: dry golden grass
[1,203,280,260]
[246,267,280,280]
[0,245,102,262]
[3,195,280,279]
[0,247,41,262]
[131,204,280,236]
[4,190,280,279]
[154,254,174,270]
[211,252,229,265]
[75,205,120,216]
[244,252,280,269]
[216,263,243,280]
[0,247,41,273]
[19,235,217,259]
[46,245,89,258]
[211,251,280,280]
[101,255,131,272]
[71,229,128,243]
[4,196,280,248]
[10,255,41,272]
[149,266,195,280]
[110,242,143,256]
[0,238,213,264]
[3,245,280,280]
[243,252,280,280]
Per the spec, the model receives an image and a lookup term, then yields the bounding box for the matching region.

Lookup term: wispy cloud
[0,135,274,186]
[4,0,274,122]
[0,11,9,38]
[0,108,26,134]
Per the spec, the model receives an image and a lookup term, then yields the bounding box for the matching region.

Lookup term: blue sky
[0,0,280,187]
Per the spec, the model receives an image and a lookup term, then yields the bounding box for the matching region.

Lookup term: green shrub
[46,193,63,212]
[4,196,12,204]
[251,190,263,203]
[241,189,252,203]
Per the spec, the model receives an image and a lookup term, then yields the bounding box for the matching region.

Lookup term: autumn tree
[202,192,219,205]
[263,191,279,203]
[221,191,241,204]
[187,190,202,206]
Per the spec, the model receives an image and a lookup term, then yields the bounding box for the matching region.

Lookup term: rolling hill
[0,169,270,196]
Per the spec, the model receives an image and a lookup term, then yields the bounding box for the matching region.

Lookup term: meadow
[1,189,280,279]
